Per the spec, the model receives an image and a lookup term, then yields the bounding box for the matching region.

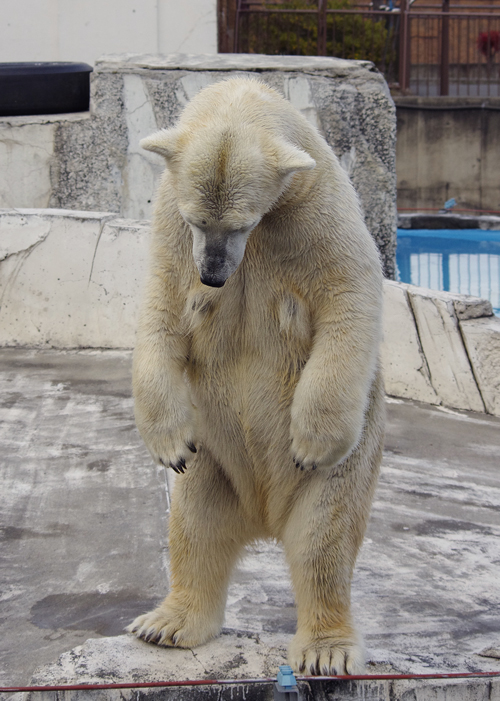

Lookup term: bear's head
[141,124,315,288]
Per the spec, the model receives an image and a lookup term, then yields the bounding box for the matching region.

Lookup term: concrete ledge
[398,212,500,231]
[381,280,500,415]
[0,208,149,349]
[461,316,500,416]
[26,631,500,701]
[1,208,499,416]
[95,52,376,75]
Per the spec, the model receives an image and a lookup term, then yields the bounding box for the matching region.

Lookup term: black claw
[186,442,197,453]
[169,461,181,474]
[179,457,186,469]
[159,458,166,467]
[300,465,305,471]
[312,463,318,471]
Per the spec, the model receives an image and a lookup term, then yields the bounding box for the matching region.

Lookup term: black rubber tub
[0,62,93,117]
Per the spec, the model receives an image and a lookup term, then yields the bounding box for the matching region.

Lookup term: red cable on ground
[2,671,500,693]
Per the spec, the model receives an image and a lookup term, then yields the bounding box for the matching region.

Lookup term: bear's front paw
[290,411,362,472]
[159,439,197,475]
[289,630,365,676]
[127,602,221,648]
[136,405,198,474]
[290,431,356,472]
[146,429,198,475]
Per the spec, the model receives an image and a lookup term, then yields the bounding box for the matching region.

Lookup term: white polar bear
[128,77,385,676]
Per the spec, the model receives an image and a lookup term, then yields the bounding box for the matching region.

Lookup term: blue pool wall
[396,214,500,316]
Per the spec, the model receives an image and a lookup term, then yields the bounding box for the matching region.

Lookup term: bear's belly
[185,286,312,476]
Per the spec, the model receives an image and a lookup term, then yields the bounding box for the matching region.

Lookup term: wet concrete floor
[0,348,499,687]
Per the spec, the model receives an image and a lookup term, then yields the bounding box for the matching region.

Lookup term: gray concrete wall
[1,209,499,417]
[396,97,500,213]
[0,53,397,278]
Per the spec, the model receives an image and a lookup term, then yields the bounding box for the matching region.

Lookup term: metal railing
[398,251,500,312]
[231,0,500,96]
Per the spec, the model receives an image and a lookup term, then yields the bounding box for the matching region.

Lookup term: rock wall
[0,54,397,277]
[1,209,498,416]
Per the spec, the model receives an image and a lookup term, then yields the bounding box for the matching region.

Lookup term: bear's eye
[201,219,207,227]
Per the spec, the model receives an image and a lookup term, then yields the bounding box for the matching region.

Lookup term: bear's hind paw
[127,607,220,649]
[289,634,365,676]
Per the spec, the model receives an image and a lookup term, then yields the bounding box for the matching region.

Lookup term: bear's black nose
[200,274,226,288]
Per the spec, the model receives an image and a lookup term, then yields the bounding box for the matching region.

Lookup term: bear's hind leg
[128,451,250,648]
[284,374,384,675]
[283,479,367,675]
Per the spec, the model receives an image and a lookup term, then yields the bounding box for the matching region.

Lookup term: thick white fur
[128,78,385,675]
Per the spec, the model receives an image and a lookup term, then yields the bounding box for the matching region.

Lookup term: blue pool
[396,228,500,316]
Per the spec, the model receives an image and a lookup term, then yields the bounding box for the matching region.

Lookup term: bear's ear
[140,128,183,160]
[276,141,316,176]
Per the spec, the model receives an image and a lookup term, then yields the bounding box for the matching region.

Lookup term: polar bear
[128,77,385,675]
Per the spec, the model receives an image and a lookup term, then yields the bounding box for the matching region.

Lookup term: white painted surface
[283,75,322,131]
[381,281,438,404]
[0,122,55,209]
[0,210,148,349]
[0,0,217,66]
[408,288,485,413]
[0,113,90,211]
[176,72,212,108]
[122,74,164,220]
[0,209,499,416]
[461,315,500,416]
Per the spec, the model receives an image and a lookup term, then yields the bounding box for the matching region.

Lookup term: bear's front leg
[290,293,381,473]
[133,351,198,474]
[128,453,250,647]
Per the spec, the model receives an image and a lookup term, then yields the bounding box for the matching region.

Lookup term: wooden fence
[218,0,500,96]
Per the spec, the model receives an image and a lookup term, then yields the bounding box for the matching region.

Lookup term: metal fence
[398,251,500,312]
[232,0,500,96]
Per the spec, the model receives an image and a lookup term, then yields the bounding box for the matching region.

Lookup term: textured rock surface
[0,53,397,277]
[27,634,500,701]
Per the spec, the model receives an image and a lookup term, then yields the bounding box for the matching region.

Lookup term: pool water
[396,228,500,316]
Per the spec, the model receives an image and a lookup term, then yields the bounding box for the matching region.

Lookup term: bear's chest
[185,276,312,375]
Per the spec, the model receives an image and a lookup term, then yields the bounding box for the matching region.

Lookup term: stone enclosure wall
[0,54,397,277]
[2,56,499,416]
[396,97,500,213]
[1,209,498,417]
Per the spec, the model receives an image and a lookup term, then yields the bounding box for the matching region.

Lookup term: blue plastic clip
[444,197,456,210]
[274,665,300,701]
